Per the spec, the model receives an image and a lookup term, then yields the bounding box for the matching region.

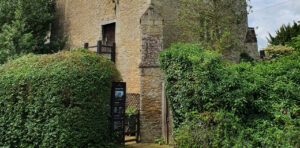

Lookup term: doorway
[102,23,116,46]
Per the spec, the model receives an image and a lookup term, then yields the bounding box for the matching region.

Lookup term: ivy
[177,0,249,52]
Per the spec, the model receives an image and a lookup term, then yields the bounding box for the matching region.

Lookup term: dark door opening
[101,23,116,62]
[102,23,116,46]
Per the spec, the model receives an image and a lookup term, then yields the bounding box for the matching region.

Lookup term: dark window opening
[102,23,116,46]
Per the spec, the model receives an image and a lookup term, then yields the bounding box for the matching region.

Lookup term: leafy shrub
[174,111,243,148]
[288,35,300,51]
[159,44,224,127]
[159,44,300,147]
[155,137,165,145]
[263,45,294,60]
[0,49,121,147]
[125,107,137,116]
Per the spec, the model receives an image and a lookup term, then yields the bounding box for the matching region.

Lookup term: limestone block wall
[139,6,164,142]
[53,0,116,48]
[140,68,163,142]
[53,0,150,94]
[138,0,182,142]
[115,0,150,93]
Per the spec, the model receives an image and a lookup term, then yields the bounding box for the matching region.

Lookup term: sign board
[111,82,126,144]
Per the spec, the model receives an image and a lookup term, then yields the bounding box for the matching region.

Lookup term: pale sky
[248,0,300,50]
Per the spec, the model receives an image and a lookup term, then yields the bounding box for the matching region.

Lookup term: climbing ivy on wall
[177,0,250,52]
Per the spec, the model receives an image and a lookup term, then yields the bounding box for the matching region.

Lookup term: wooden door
[102,23,116,46]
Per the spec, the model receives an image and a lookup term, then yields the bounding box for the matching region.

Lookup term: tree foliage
[288,35,300,51]
[0,0,65,64]
[177,0,249,52]
[268,22,300,46]
[0,49,121,147]
[0,20,35,64]
[159,44,300,147]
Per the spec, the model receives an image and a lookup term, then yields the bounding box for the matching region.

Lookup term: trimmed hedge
[0,49,121,147]
[159,44,300,147]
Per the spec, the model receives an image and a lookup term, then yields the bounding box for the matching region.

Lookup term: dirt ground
[124,137,173,148]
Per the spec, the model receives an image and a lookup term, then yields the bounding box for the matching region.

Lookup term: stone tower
[52,0,258,143]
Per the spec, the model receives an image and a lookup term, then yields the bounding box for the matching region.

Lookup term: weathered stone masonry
[53,0,150,94]
[139,7,164,142]
[53,0,259,143]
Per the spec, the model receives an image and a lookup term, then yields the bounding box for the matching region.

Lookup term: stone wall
[53,0,150,94]
[222,28,259,63]
[151,0,180,49]
[244,27,259,60]
[114,0,149,93]
[222,0,250,63]
[53,0,258,144]
[140,68,163,142]
[53,0,116,48]
[225,1,259,63]
[140,1,181,143]
[139,6,164,142]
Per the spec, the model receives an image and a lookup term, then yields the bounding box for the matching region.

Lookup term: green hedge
[159,44,300,147]
[0,49,121,147]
